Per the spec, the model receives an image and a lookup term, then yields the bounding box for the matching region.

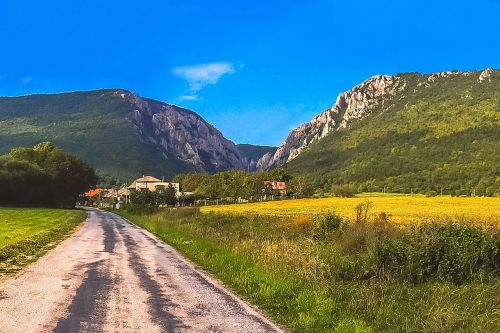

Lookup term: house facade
[128,176,180,197]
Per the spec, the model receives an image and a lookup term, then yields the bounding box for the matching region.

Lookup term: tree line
[172,168,315,202]
[0,142,97,208]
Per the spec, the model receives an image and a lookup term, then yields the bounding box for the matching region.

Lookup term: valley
[1,2,499,332]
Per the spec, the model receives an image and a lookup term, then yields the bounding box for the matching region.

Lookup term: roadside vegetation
[0,208,85,274]
[119,203,500,333]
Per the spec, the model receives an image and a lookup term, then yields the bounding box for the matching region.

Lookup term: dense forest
[0,142,97,207]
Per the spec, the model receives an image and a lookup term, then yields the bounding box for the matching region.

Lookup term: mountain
[236,144,277,172]
[259,68,499,195]
[0,89,245,181]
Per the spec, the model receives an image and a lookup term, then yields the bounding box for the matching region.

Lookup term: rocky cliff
[119,90,244,172]
[257,74,408,170]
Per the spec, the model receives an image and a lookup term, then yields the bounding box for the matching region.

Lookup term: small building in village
[263,181,287,195]
[83,176,181,209]
[128,175,180,197]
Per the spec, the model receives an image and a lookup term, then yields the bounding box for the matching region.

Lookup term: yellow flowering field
[200,194,500,224]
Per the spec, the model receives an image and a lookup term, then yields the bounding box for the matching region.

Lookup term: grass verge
[0,207,86,275]
[117,208,500,333]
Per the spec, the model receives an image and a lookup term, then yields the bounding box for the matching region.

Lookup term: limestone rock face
[479,68,495,83]
[427,71,461,82]
[117,91,244,172]
[257,74,407,170]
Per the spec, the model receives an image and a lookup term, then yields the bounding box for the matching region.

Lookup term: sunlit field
[201,194,500,224]
[0,208,85,274]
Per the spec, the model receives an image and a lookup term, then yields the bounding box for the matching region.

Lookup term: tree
[129,189,158,213]
[177,173,210,192]
[270,168,292,182]
[245,172,268,198]
[0,142,97,208]
[289,176,315,197]
[157,183,177,206]
[223,170,248,198]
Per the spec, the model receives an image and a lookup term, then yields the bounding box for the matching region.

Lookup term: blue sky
[1,0,499,146]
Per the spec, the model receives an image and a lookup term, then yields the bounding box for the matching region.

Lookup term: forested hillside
[285,69,500,196]
[0,90,193,181]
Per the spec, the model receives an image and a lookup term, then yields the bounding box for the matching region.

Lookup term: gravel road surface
[0,209,282,333]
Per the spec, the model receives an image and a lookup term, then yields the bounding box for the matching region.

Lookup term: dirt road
[0,209,282,333]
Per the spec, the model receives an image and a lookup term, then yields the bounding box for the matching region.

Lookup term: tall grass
[118,207,500,332]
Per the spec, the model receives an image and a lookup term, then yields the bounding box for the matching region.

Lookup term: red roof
[85,188,103,197]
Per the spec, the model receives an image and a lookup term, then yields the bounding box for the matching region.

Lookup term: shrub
[311,211,343,240]
[331,184,358,197]
[126,190,159,214]
[354,200,373,224]
[372,211,391,225]
[376,223,500,284]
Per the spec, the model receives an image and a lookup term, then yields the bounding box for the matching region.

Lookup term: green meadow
[0,208,85,274]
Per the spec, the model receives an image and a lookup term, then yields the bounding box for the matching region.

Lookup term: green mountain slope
[285,70,500,196]
[0,89,244,183]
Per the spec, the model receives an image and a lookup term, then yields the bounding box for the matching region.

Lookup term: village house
[128,175,180,197]
[83,176,181,209]
[84,188,107,207]
[264,181,287,195]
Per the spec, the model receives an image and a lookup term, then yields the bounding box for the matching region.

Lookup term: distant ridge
[264,68,499,195]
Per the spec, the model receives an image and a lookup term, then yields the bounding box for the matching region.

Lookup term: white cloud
[180,95,199,101]
[22,76,32,84]
[172,62,235,93]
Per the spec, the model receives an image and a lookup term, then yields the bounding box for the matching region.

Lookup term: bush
[376,223,500,284]
[354,200,373,224]
[126,190,159,214]
[331,184,358,197]
[373,211,391,225]
[311,211,343,240]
